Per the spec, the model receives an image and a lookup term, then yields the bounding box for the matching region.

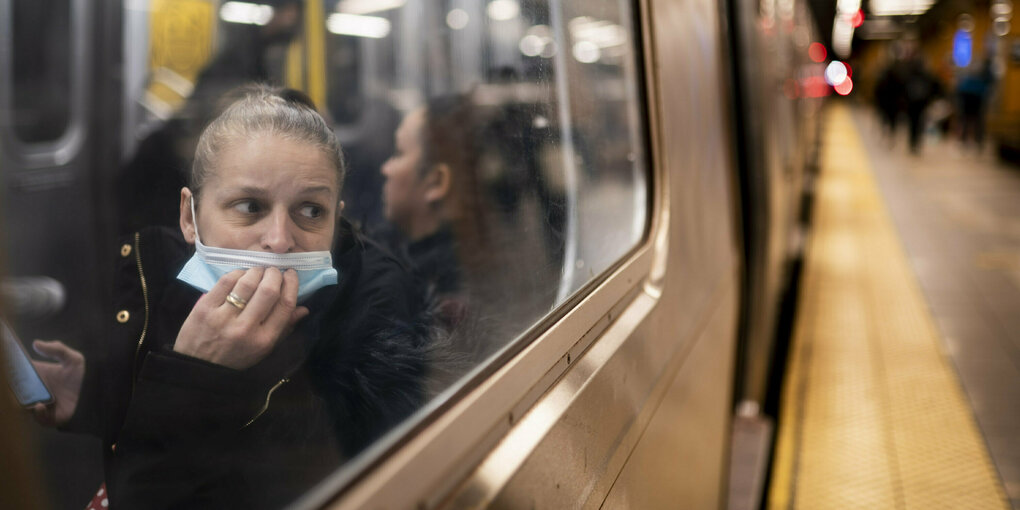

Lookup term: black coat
[64,221,429,509]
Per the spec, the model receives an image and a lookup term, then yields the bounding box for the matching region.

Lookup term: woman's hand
[30,340,85,427]
[173,267,309,370]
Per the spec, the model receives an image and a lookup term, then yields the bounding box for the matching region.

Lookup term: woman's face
[381,109,429,230]
[181,134,339,253]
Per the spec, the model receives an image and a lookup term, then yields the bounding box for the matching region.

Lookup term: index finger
[203,269,246,305]
[237,267,284,323]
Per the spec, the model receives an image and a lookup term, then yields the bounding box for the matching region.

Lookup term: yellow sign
[146,0,216,114]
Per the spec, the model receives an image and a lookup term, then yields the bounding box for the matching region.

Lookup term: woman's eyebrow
[225,185,332,198]
[299,186,334,196]
[235,186,270,197]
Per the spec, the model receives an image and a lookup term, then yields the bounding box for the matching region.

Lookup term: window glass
[2,0,648,507]
[10,0,72,143]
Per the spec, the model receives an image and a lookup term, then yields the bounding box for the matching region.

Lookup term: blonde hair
[191,84,345,198]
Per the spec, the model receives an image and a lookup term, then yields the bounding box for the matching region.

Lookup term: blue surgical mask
[177,198,338,301]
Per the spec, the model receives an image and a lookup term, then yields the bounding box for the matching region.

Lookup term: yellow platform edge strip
[768,104,1010,510]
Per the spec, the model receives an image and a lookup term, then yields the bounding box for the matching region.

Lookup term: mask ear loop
[190,196,204,246]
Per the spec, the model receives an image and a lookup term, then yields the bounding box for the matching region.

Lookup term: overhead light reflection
[852,9,865,27]
[447,8,469,29]
[825,61,849,85]
[832,17,854,57]
[994,18,1012,36]
[992,1,1013,18]
[220,1,273,25]
[809,42,828,62]
[336,0,405,15]
[834,77,854,95]
[326,13,391,38]
[870,0,936,16]
[519,25,556,58]
[520,34,546,56]
[568,17,627,48]
[572,40,600,63]
[487,0,520,21]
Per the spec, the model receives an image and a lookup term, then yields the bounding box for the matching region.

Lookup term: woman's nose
[261,208,295,253]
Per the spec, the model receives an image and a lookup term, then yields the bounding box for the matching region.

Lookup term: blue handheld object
[1,320,53,407]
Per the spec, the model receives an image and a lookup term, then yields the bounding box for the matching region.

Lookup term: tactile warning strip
[768,105,1010,510]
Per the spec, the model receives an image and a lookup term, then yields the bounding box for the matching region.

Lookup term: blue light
[953,30,972,67]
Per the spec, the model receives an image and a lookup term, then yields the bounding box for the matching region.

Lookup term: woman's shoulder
[129,226,189,255]
[333,220,417,306]
[113,226,191,288]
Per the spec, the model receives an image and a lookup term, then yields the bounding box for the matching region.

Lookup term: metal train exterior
[0,0,821,508]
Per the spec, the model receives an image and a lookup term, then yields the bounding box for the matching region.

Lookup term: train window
[324,0,650,406]
[3,0,648,507]
[9,1,72,143]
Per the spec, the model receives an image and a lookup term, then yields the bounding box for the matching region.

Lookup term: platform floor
[768,103,1017,509]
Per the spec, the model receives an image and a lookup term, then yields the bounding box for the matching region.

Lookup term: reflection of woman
[379,96,558,366]
[381,96,490,330]
[31,86,428,508]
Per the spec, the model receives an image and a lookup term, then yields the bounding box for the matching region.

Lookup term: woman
[379,96,553,365]
[380,96,492,333]
[31,86,428,508]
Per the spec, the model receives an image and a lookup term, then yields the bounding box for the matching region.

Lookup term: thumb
[30,402,54,426]
[32,340,72,363]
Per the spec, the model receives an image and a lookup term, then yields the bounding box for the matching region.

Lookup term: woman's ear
[180,187,197,244]
[423,164,452,205]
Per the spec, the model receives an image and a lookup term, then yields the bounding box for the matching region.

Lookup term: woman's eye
[298,205,323,219]
[232,201,260,214]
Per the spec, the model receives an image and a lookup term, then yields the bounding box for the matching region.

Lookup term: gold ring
[225,292,248,310]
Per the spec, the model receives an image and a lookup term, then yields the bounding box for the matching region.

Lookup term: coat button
[116,310,130,323]
[120,244,132,257]
[110,443,117,452]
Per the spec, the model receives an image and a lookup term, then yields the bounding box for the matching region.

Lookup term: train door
[1,0,103,361]
[0,1,122,507]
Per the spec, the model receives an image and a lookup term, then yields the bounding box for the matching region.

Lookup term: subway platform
[768,103,1020,509]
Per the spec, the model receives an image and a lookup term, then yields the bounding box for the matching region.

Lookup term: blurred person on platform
[874,60,905,140]
[956,57,994,148]
[902,55,944,154]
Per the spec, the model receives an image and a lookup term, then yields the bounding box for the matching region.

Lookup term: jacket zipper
[131,232,151,388]
[113,234,151,453]
[130,231,284,430]
[243,378,289,428]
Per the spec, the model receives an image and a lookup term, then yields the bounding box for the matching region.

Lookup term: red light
[784,78,799,99]
[851,10,864,28]
[809,42,827,63]
[801,76,832,97]
[835,77,854,95]
[844,62,853,78]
